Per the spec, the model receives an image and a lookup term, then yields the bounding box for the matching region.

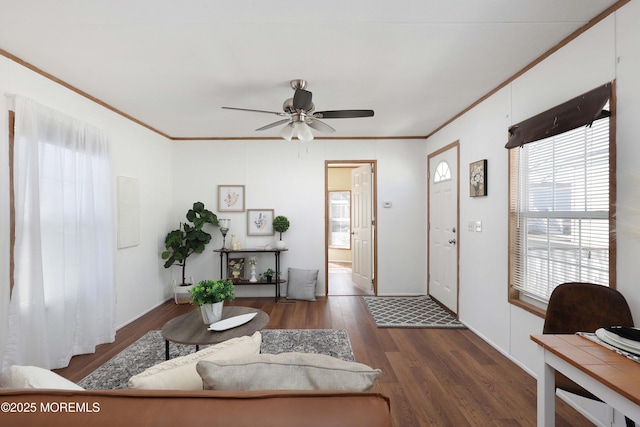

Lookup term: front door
[428,143,459,313]
[351,164,374,291]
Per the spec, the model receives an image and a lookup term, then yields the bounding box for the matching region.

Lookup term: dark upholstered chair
[543,282,635,426]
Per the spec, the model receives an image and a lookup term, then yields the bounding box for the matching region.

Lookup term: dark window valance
[505,82,611,149]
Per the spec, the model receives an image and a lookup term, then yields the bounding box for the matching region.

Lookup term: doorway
[427,142,460,314]
[325,161,377,296]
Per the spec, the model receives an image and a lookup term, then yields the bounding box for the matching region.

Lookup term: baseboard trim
[116,297,173,330]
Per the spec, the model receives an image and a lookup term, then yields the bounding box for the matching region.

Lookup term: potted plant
[161,202,218,286]
[190,279,235,324]
[272,215,290,249]
[258,268,277,283]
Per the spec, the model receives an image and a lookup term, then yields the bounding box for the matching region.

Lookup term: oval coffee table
[161,306,269,359]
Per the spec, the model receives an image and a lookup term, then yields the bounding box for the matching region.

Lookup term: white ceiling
[0,0,620,140]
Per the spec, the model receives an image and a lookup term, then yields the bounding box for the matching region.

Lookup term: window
[5,95,116,370]
[434,160,451,183]
[508,84,614,314]
[329,191,351,249]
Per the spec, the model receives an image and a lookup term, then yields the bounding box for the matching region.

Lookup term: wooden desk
[531,334,640,426]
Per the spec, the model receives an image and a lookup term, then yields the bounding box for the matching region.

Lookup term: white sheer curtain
[3,95,116,370]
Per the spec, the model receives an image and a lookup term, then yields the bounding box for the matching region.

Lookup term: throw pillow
[127,331,261,390]
[196,352,381,392]
[0,365,84,390]
[286,268,319,301]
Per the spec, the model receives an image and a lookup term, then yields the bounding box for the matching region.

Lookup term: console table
[531,334,640,426]
[213,248,287,300]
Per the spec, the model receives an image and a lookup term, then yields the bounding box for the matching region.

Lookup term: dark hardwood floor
[53,296,592,426]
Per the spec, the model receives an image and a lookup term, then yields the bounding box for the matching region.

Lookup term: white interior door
[428,146,459,313]
[351,164,373,291]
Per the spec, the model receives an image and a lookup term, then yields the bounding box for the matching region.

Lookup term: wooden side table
[161,306,269,360]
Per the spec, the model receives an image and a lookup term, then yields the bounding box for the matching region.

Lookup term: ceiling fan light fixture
[280,122,295,141]
[296,121,314,142]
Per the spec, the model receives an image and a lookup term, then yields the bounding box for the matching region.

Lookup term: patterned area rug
[363,296,466,329]
[78,329,354,390]
[259,329,354,362]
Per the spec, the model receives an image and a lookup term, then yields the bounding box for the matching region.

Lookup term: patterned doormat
[78,329,354,390]
[363,296,466,329]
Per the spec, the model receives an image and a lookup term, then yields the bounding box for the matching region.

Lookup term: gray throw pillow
[196,352,381,391]
[286,268,318,301]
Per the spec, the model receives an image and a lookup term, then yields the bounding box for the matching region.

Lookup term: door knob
[448,239,457,244]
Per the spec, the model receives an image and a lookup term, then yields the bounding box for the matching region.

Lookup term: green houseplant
[257,268,278,283]
[190,279,235,324]
[272,215,290,249]
[190,279,236,305]
[161,201,219,286]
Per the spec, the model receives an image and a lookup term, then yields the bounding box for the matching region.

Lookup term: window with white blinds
[509,105,611,302]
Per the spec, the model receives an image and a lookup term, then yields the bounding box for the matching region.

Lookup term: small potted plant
[190,279,235,324]
[258,268,277,283]
[272,215,290,249]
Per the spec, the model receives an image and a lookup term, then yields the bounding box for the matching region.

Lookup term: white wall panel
[511,15,616,124]
[456,86,512,352]
[612,0,640,321]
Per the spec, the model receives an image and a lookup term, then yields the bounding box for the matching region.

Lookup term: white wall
[169,138,428,297]
[426,2,640,425]
[0,56,176,370]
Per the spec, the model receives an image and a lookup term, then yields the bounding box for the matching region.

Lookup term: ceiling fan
[222,79,374,142]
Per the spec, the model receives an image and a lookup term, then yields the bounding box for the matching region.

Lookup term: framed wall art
[218,185,245,212]
[469,159,487,197]
[247,209,274,236]
[228,257,245,280]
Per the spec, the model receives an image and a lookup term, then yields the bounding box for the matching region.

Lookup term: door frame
[427,141,460,315]
[325,160,378,296]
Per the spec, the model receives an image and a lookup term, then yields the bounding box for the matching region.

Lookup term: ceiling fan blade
[307,118,335,133]
[293,89,313,111]
[255,118,290,131]
[222,106,286,116]
[314,110,374,119]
